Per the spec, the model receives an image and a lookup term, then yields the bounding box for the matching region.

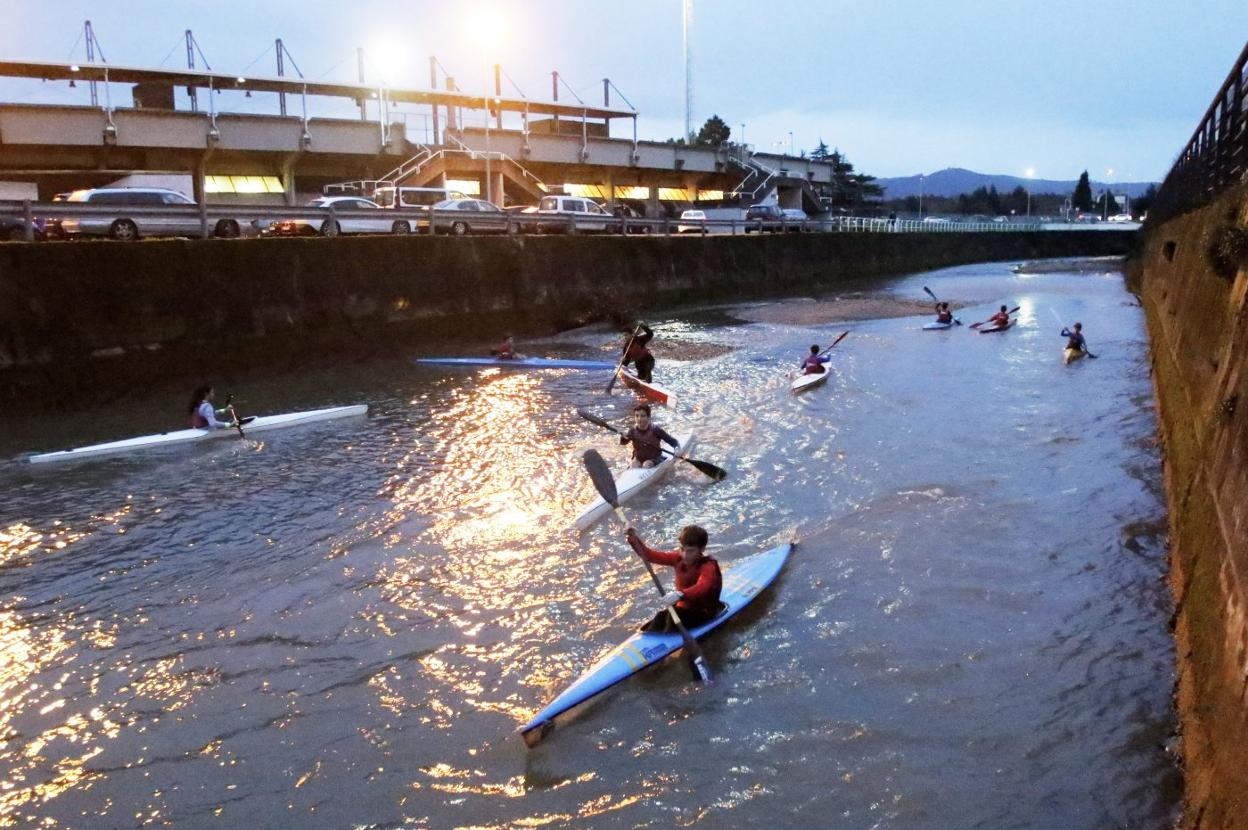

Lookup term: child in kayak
[620,404,680,468]
[187,385,237,430]
[622,323,655,382]
[490,336,520,360]
[935,303,955,324]
[625,524,723,632]
[800,345,830,374]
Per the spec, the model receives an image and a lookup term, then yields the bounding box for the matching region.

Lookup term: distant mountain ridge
[877,167,1158,199]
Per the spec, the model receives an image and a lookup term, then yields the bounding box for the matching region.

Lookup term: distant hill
[877,168,1158,199]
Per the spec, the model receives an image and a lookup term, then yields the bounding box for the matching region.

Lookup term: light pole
[739,122,745,148]
[1024,167,1035,217]
[918,174,924,219]
[788,131,794,155]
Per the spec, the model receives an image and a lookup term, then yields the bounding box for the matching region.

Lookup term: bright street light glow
[464,4,508,62]
[1024,168,1036,178]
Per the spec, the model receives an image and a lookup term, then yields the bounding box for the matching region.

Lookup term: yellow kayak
[1064,347,1086,365]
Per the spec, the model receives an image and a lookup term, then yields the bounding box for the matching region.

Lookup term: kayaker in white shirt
[187,385,236,430]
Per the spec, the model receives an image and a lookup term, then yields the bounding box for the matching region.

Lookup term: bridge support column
[646,182,660,219]
[605,176,615,210]
[487,171,505,206]
[280,154,298,206]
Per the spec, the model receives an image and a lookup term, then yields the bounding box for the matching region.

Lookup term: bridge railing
[1148,40,1248,225]
[0,200,1079,241]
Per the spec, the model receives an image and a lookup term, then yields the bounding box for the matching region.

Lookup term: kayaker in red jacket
[987,305,1011,329]
[626,524,723,632]
[490,335,520,360]
[620,404,680,468]
[622,324,655,382]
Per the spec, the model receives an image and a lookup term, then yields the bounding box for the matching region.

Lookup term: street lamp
[1023,167,1035,216]
[788,131,794,155]
[739,122,745,147]
[918,173,924,218]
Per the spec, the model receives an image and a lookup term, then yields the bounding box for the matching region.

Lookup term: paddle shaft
[606,325,643,393]
[224,395,246,439]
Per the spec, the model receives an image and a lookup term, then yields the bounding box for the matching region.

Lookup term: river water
[0,259,1179,828]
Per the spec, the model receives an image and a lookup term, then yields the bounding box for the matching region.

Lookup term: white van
[372,186,468,210]
[536,195,611,233]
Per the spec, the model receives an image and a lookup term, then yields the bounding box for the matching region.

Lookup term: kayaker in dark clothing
[622,324,656,382]
[620,404,679,468]
[187,384,236,430]
[1061,322,1086,353]
[800,345,829,374]
[936,302,954,324]
[626,524,723,633]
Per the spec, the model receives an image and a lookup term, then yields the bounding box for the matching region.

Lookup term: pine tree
[694,115,731,147]
[810,140,830,161]
[1072,171,1094,211]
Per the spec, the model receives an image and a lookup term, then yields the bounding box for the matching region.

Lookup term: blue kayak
[415,356,618,370]
[521,542,793,747]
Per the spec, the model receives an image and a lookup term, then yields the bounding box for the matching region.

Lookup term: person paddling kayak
[1062,322,1087,354]
[935,302,955,324]
[490,335,521,360]
[620,403,680,468]
[187,385,237,430]
[799,344,830,374]
[625,524,723,632]
[988,305,1012,329]
[622,323,656,382]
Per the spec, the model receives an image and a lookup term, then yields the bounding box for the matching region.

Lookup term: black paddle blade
[923,286,938,302]
[686,457,728,481]
[582,449,619,505]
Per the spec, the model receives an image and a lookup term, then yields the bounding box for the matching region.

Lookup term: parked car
[428,198,512,235]
[371,186,469,210]
[58,187,241,241]
[781,208,809,231]
[535,195,612,233]
[264,196,414,237]
[744,203,785,234]
[0,215,44,242]
[677,209,708,234]
[1108,213,1136,223]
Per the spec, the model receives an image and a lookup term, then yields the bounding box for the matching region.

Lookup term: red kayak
[616,368,676,408]
[978,321,1014,334]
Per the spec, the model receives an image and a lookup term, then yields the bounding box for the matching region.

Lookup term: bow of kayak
[616,368,676,408]
[922,321,954,331]
[27,404,368,465]
[521,541,793,747]
[978,321,1014,334]
[573,431,695,531]
[1064,347,1087,364]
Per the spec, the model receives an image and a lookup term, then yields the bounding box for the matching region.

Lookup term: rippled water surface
[0,259,1179,828]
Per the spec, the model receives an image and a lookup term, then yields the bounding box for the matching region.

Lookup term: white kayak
[28,404,368,465]
[790,367,831,394]
[922,320,955,330]
[574,431,695,531]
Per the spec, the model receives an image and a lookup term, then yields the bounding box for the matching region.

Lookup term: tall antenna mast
[683,0,693,140]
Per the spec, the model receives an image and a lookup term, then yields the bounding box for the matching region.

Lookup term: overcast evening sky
[3,0,1246,182]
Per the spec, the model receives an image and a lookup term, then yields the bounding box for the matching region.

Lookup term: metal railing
[0,200,1070,242]
[1148,39,1248,225]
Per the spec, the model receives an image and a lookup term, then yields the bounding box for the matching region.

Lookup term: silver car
[58,187,240,240]
[427,199,512,235]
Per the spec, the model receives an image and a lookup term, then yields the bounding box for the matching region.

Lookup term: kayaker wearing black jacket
[622,324,656,382]
[620,404,679,468]
[935,303,954,324]
[626,524,723,632]
[1062,323,1086,353]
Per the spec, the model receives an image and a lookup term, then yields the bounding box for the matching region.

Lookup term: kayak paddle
[969,306,1021,330]
[576,407,727,481]
[582,449,712,684]
[224,395,246,439]
[922,286,962,325]
[605,325,643,394]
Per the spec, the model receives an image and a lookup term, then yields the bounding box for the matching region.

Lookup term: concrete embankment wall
[0,231,1130,413]
[1132,185,1248,829]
